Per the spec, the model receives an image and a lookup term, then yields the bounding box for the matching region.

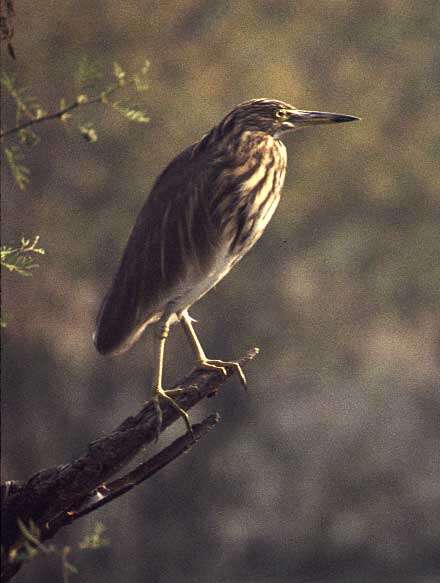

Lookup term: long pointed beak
[291,110,360,126]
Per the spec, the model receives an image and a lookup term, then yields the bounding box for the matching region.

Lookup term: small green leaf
[79,124,98,142]
[1,235,45,277]
[113,62,126,84]
[18,128,40,146]
[133,74,149,93]
[17,519,41,546]
[64,561,79,574]
[1,72,45,120]
[4,146,30,190]
[111,101,149,124]
[75,56,102,88]
[79,522,110,550]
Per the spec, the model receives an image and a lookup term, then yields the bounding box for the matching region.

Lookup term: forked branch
[1,348,258,582]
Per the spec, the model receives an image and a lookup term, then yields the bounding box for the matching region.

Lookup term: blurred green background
[2,1,440,582]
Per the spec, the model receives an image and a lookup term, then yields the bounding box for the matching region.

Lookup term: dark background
[2,1,439,582]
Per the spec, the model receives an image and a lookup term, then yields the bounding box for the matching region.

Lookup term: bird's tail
[93,283,146,356]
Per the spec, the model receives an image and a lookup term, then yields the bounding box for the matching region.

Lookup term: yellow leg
[151,307,193,439]
[179,310,247,390]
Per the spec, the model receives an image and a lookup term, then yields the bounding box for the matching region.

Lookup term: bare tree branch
[47,413,221,534]
[1,348,258,582]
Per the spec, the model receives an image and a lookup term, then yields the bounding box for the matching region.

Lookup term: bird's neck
[230,130,278,164]
[203,126,278,162]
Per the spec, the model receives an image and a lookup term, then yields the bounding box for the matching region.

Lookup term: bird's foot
[196,358,247,391]
[151,386,194,442]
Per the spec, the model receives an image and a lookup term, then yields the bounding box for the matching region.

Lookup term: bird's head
[221,98,359,138]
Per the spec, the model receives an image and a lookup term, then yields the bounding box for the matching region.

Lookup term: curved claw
[197,360,227,377]
[197,359,248,391]
[152,387,194,441]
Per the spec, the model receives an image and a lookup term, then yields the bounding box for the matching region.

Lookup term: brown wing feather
[94,143,224,355]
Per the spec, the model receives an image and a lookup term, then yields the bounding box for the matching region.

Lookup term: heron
[94,98,359,437]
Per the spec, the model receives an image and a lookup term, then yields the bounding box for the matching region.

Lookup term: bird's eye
[276,109,289,120]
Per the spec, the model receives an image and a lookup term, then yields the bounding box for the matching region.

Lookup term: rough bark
[1,348,258,582]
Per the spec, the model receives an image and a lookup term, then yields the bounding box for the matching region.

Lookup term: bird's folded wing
[94,143,225,355]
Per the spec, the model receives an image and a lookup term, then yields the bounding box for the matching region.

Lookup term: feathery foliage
[78,522,109,550]
[110,100,150,124]
[3,146,30,191]
[1,235,45,277]
[1,236,45,325]
[10,519,78,582]
[1,71,46,121]
[75,55,103,89]
[8,519,109,583]
[1,59,151,190]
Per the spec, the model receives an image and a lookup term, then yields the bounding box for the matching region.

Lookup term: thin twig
[0,87,118,139]
[45,414,220,535]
